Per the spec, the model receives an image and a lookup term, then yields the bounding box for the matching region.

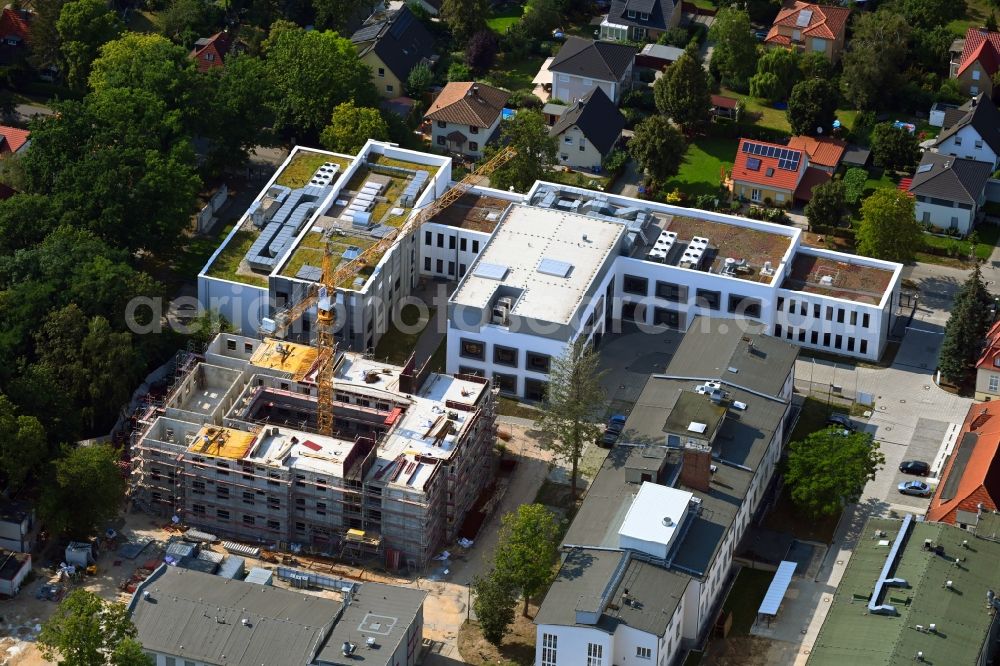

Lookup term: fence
[793,357,862,412]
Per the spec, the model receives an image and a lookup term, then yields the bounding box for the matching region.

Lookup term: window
[564,136,573,144]
[776,193,785,202]
[637,646,652,659]
[774,324,783,338]
[436,120,445,128]
[728,294,762,318]
[860,339,868,355]
[623,274,648,295]
[847,337,855,352]
[216,486,229,499]
[697,289,721,310]
[295,521,306,533]
[242,491,254,505]
[448,235,456,250]
[493,372,517,394]
[436,233,444,248]
[837,308,845,323]
[825,306,833,321]
[813,303,821,318]
[525,378,548,401]
[436,259,443,273]
[823,332,831,346]
[587,643,603,666]
[541,634,558,666]
[448,261,455,275]
[469,141,479,151]
[424,257,431,271]
[386,84,393,92]
[798,329,806,342]
[810,330,818,344]
[472,240,480,253]
[226,339,236,351]
[640,11,648,20]
[424,230,432,245]
[460,237,467,251]
[976,139,984,149]
[193,504,205,516]
[990,375,1000,392]
[579,143,586,152]
[583,77,592,87]
[751,188,762,202]
[378,67,385,77]
[971,85,980,95]
[267,520,280,531]
[494,345,518,367]
[243,515,255,526]
[527,352,551,373]
[459,263,466,276]
[835,334,843,349]
[655,281,685,302]
[788,299,796,314]
[165,659,176,666]
[216,509,230,521]
[973,69,981,81]
[777,297,784,311]
[627,9,636,17]
[560,153,569,161]
[460,339,485,360]
[470,125,479,134]
[436,135,446,146]
[654,307,680,328]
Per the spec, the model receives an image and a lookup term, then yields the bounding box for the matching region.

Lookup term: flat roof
[663,392,727,441]
[782,253,895,305]
[663,214,792,284]
[189,426,258,460]
[250,339,321,381]
[319,581,426,663]
[247,427,355,476]
[808,518,1000,666]
[450,204,624,324]
[429,192,515,232]
[618,482,693,547]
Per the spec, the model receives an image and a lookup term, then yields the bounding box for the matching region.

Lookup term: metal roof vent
[662,516,674,527]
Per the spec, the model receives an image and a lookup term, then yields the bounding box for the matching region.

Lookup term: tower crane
[265,147,517,436]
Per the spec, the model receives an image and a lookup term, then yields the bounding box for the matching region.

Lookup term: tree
[749,48,800,102]
[312,0,369,32]
[534,339,606,497]
[465,30,498,73]
[708,7,758,90]
[521,0,560,39]
[899,0,966,30]
[201,54,276,173]
[0,394,47,493]
[262,24,377,137]
[804,180,846,231]
[320,102,390,153]
[40,444,126,539]
[841,11,910,110]
[938,265,994,383]
[653,50,710,133]
[787,78,838,136]
[160,0,221,49]
[448,61,471,81]
[28,0,67,70]
[488,110,557,192]
[440,0,488,45]
[785,428,885,518]
[870,122,920,172]
[798,51,833,81]
[406,61,433,97]
[56,0,123,93]
[629,116,687,185]
[472,570,517,647]
[856,189,921,262]
[988,10,999,32]
[38,589,149,666]
[842,167,868,204]
[494,504,560,616]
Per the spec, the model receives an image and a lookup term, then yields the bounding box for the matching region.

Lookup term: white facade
[934,125,1000,169]
[554,125,607,170]
[915,194,983,235]
[552,68,630,105]
[430,117,499,158]
[419,222,491,280]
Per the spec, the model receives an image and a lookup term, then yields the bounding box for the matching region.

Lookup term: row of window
[774,324,869,355]
[424,230,481,253]
[457,366,548,400]
[436,135,480,151]
[436,120,481,134]
[621,276,759,317]
[538,635,652,665]
[423,257,466,277]
[458,339,551,372]
[776,297,871,328]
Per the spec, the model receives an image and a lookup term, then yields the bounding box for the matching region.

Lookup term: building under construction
[129,333,497,570]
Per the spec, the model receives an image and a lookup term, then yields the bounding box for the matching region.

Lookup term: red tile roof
[0,125,29,154]
[927,402,1000,524]
[787,135,846,169]
[793,166,831,201]
[957,27,1000,78]
[189,32,232,73]
[731,138,806,193]
[425,82,510,128]
[765,1,850,45]
[0,7,31,43]
[710,94,738,110]
[976,320,1000,370]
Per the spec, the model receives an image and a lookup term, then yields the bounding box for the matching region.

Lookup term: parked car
[598,414,627,448]
[899,460,930,476]
[826,413,856,431]
[898,480,932,497]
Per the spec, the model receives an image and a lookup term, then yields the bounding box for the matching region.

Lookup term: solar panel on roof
[742,143,752,153]
[342,246,362,261]
[796,9,812,27]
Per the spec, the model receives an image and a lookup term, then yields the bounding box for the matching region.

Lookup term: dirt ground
[456,604,538,666]
[1,423,554,666]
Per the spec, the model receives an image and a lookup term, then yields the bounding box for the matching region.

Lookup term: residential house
[764,0,850,63]
[534,319,798,665]
[0,6,30,51]
[600,0,681,42]
[729,138,828,205]
[550,87,625,170]
[0,125,29,156]
[350,5,436,98]
[927,402,1000,525]
[908,152,992,235]
[424,82,509,158]
[548,37,637,104]
[787,135,847,174]
[950,27,1000,98]
[931,93,1000,169]
[130,565,426,666]
[188,32,235,73]
[975,321,1000,400]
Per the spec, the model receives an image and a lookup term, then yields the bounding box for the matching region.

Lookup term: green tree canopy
[629,115,687,185]
[201,54,276,173]
[160,0,222,49]
[489,110,557,193]
[534,339,606,496]
[440,0,488,45]
[56,0,123,92]
[841,11,910,110]
[938,265,994,383]
[787,78,838,136]
[406,61,433,97]
[472,569,517,647]
[520,0,561,39]
[38,589,149,666]
[798,51,833,81]
[311,0,370,32]
[653,50,711,133]
[750,47,800,102]
[786,428,885,518]
[870,122,920,172]
[856,189,921,262]
[319,102,390,153]
[804,179,846,231]
[494,504,560,616]
[262,23,377,137]
[0,393,47,493]
[708,7,758,91]
[895,0,966,30]
[40,443,126,538]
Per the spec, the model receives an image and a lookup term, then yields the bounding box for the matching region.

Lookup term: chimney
[472,84,480,97]
[680,442,712,492]
[972,96,978,107]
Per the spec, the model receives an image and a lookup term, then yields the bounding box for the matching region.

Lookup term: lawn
[372,304,434,365]
[544,168,612,190]
[488,54,541,92]
[498,397,540,420]
[720,87,861,137]
[921,222,1000,262]
[720,568,774,635]
[206,229,268,287]
[948,0,991,36]
[487,3,523,34]
[662,135,735,199]
[276,152,339,189]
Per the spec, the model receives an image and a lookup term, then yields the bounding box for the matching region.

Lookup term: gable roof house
[787,135,847,173]
[548,37,637,105]
[908,151,992,236]
[600,0,681,43]
[951,27,1000,98]
[189,32,235,73]
[0,6,31,53]
[350,5,436,98]
[931,93,1000,169]
[425,81,510,158]
[765,1,850,63]
[927,402,1000,526]
[0,125,29,156]
[549,87,625,170]
[975,321,1000,400]
[728,138,827,205]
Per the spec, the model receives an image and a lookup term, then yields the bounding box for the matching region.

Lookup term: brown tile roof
[710,94,738,110]
[424,82,509,128]
[189,32,232,73]
[793,166,832,201]
[928,402,1000,524]
[766,0,850,44]
[0,8,31,43]
[787,135,846,169]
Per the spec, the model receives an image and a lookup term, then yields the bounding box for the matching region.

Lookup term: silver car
[898,480,931,497]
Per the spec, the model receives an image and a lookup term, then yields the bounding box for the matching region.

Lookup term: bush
[447,61,472,82]
[658,26,689,47]
[508,88,543,109]
[694,193,718,211]
[621,88,656,112]
[603,149,629,175]
[621,107,649,129]
[843,167,868,204]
